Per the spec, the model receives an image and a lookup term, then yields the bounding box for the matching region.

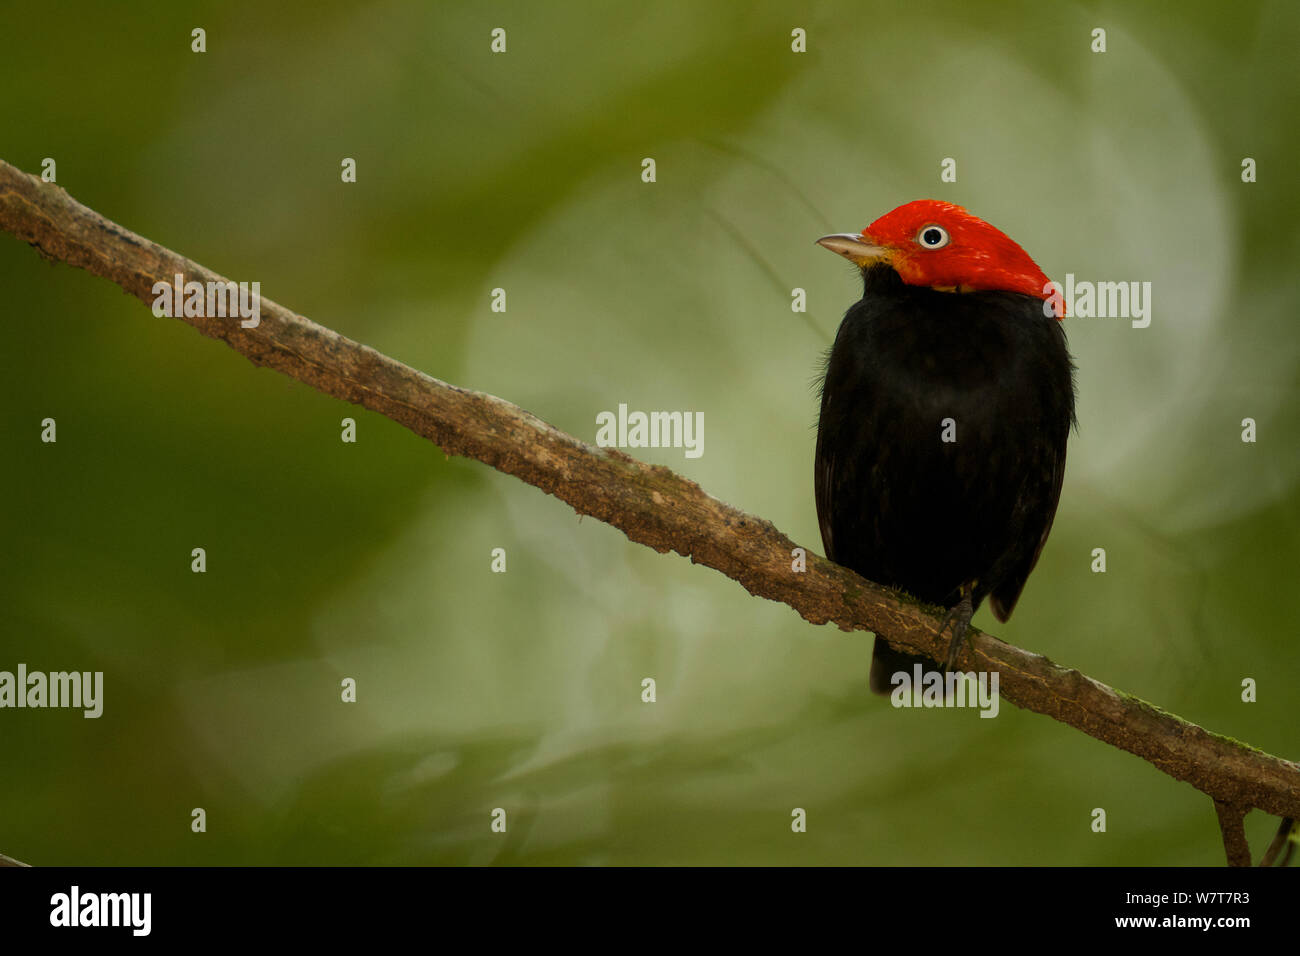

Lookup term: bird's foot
[938,586,975,673]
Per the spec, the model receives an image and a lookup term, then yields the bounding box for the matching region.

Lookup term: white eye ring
[916,224,950,249]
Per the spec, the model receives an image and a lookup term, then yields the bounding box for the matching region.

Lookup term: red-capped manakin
[815,200,1076,692]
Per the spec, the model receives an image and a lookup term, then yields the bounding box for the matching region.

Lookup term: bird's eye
[916,225,950,249]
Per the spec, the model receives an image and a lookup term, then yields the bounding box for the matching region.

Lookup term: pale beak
[816,232,890,267]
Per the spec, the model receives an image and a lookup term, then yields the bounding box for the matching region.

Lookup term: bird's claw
[942,615,970,673]
[937,588,975,673]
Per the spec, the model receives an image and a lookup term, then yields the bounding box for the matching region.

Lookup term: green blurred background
[1,0,1297,865]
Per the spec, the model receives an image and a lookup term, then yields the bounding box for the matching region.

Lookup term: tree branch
[3,159,1298,860]
[1259,817,1295,867]
[1213,801,1252,867]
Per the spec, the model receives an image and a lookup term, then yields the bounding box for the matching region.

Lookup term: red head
[817,200,1062,318]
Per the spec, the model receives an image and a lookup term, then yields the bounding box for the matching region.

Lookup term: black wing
[988,442,1067,622]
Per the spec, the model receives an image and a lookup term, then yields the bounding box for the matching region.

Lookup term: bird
[814,199,1076,693]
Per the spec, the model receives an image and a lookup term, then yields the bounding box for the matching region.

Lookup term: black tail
[868,637,938,695]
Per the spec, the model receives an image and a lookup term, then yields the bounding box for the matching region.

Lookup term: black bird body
[815,264,1075,692]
